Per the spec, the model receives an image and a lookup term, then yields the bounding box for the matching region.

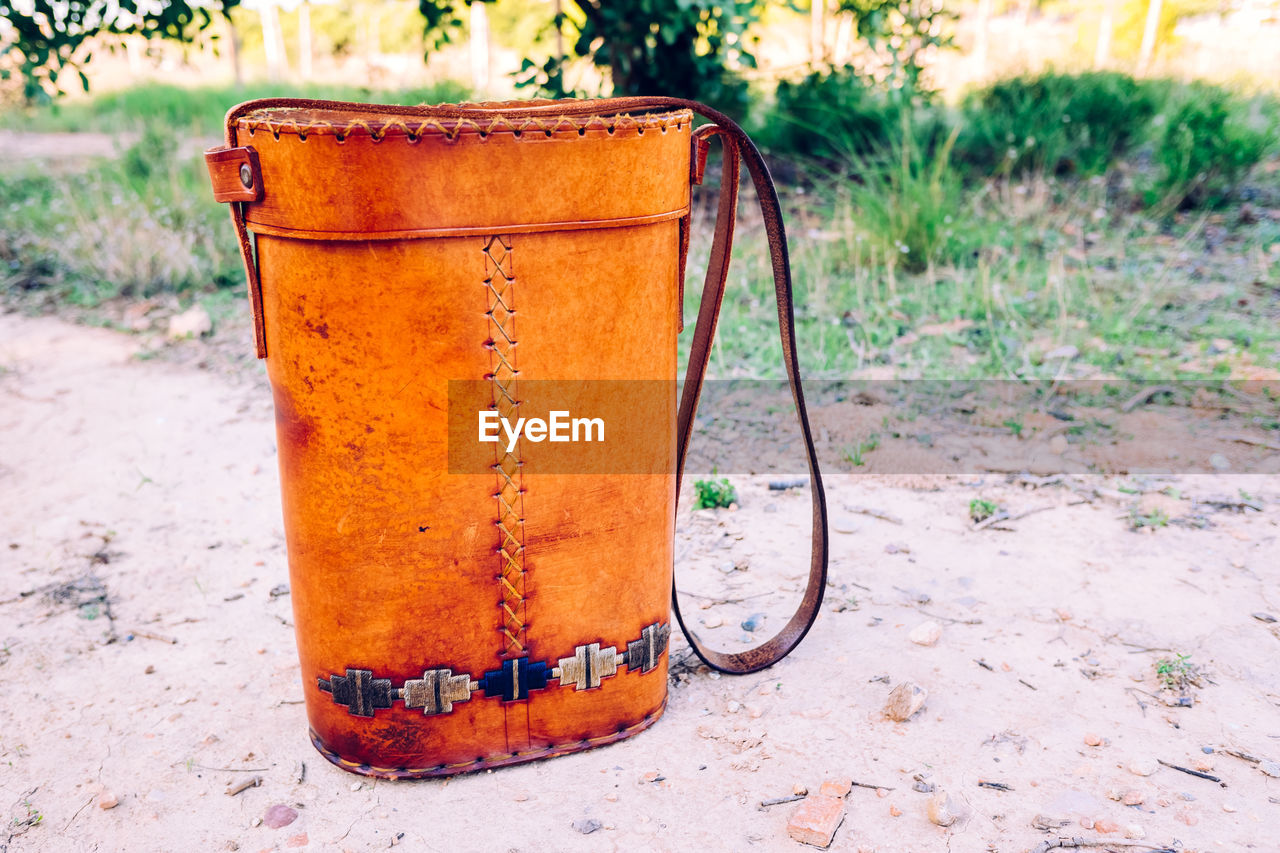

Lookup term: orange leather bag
[205,97,828,778]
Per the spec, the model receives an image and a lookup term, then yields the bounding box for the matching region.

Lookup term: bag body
[206,97,827,778]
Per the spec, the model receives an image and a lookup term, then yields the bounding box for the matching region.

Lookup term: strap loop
[668,103,829,675]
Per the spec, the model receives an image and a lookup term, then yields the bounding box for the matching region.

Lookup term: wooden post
[1094,0,1117,68]
[299,0,313,80]
[470,1,491,94]
[810,0,826,67]
[1137,0,1163,73]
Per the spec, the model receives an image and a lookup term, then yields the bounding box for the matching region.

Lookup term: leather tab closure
[692,133,712,185]
[205,146,263,203]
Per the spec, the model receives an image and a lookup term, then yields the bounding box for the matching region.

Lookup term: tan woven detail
[402,669,473,716]
[557,643,620,691]
[484,235,527,658]
[237,110,691,142]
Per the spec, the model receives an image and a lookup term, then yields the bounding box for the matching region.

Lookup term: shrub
[760,65,911,162]
[1150,84,1273,209]
[955,71,1158,177]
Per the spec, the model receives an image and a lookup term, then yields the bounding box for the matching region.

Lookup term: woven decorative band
[317,622,671,718]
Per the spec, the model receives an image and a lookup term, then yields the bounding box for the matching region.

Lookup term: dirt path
[1,311,1278,852]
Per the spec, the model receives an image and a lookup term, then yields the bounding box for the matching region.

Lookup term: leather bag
[205,97,828,778]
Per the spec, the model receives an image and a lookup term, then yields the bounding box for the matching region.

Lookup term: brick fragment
[787,795,845,848]
[819,778,853,798]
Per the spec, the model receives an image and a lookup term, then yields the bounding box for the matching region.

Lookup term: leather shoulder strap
[660,100,830,675]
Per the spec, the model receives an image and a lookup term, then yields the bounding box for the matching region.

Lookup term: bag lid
[226,99,695,241]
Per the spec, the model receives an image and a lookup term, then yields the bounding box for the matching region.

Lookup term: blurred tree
[833,0,955,98]
[0,0,236,103]
[515,0,760,118]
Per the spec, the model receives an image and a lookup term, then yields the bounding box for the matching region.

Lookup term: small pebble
[572,818,603,835]
[884,682,928,722]
[1192,757,1214,772]
[1128,759,1157,777]
[889,804,902,817]
[144,665,155,675]
[885,542,911,555]
[927,791,962,827]
[1122,790,1145,806]
[263,804,297,829]
[604,793,618,802]
[702,614,724,629]
[1125,824,1146,840]
[1223,803,1238,813]
[1093,818,1119,834]
[741,613,766,632]
[793,784,808,797]
[1083,733,1103,747]
[98,791,119,810]
[350,781,362,792]
[908,621,942,647]
[286,833,308,849]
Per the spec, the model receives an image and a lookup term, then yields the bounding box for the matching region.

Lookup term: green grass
[0,127,241,305]
[0,80,472,135]
[0,80,471,311]
[3,76,1279,386]
[1129,506,1170,530]
[685,152,1280,380]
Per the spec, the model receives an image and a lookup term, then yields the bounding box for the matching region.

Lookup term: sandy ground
[2,311,1279,852]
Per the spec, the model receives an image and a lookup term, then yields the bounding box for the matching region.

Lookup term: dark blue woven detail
[479,657,550,702]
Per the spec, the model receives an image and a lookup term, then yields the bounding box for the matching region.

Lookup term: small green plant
[11,799,42,831]
[1129,506,1169,530]
[1155,653,1200,692]
[969,498,999,523]
[1003,418,1024,438]
[842,433,881,467]
[693,478,737,510]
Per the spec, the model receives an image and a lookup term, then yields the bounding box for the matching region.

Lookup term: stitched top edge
[236,110,693,141]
